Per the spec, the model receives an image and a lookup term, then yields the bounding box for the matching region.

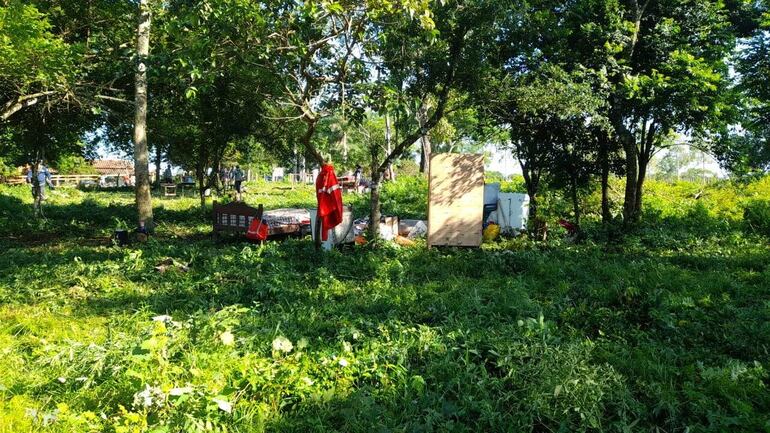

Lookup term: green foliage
[499,175,527,193]
[0,157,16,179]
[379,175,427,219]
[0,1,77,100]
[393,159,420,178]
[743,199,770,236]
[2,180,770,432]
[55,155,97,175]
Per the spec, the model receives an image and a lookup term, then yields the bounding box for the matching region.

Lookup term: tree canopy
[0,0,768,228]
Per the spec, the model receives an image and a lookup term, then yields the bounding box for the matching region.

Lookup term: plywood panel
[428,153,485,247]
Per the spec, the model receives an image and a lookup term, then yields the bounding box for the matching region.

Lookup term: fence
[3,174,102,187]
[50,175,101,186]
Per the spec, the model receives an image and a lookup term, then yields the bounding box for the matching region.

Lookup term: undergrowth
[1,177,769,432]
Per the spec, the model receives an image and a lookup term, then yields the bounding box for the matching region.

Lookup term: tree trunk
[598,133,611,223]
[154,145,161,189]
[385,113,394,181]
[369,175,382,241]
[634,153,650,218]
[369,143,383,240]
[30,166,43,217]
[527,187,538,227]
[518,152,539,227]
[133,0,153,229]
[633,122,656,218]
[621,136,638,225]
[521,166,539,228]
[421,134,431,173]
[571,179,580,228]
[301,121,324,166]
[197,161,206,213]
[417,104,431,174]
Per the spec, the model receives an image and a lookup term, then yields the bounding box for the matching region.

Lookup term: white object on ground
[408,221,428,239]
[309,207,354,250]
[484,183,501,206]
[497,193,529,231]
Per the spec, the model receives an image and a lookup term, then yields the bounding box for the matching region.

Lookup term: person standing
[232,165,245,201]
[219,166,228,190]
[353,164,363,193]
[26,160,54,217]
[163,165,173,183]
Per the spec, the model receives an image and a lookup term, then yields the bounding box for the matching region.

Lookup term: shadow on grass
[0,192,212,246]
[3,186,770,431]
[9,235,755,363]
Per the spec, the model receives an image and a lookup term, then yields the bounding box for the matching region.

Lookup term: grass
[1,178,769,432]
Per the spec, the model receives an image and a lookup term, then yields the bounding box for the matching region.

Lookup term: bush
[394,159,420,178]
[499,175,527,193]
[380,175,428,219]
[743,199,770,236]
[0,157,17,180]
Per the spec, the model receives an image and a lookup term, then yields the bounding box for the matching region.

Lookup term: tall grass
[1,177,770,432]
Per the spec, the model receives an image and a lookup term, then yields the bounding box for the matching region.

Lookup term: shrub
[380,175,428,219]
[0,157,17,180]
[394,159,420,178]
[743,199,770,236]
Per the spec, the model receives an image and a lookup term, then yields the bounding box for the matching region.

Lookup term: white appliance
[496,193,529,231]
[484,183,501,206]
[309,206,354,250]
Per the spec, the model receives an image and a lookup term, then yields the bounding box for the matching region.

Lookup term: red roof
[92,159,134,175]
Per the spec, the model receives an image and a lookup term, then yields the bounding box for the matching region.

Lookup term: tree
[715,6,770,176]
[159,0,288,210]
[133,0,153,228]
[608,0,749,223]
[483,65,606,227]
[654,145,696,181]
[474,0,628,228]
[264,0,385,168]
[363,0,500,239]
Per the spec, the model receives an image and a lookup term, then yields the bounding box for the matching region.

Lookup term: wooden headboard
[212,201,264,236]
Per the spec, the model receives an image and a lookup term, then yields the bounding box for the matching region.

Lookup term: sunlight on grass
[1,178,770,432]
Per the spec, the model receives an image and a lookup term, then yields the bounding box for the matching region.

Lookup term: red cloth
[246,218,268,241]
[315,164,343,241]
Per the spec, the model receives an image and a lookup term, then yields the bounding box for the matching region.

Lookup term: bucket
[114,229,129,246]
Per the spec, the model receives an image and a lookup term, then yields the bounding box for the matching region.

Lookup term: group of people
[161,166,195,185]
[219,165,246,201]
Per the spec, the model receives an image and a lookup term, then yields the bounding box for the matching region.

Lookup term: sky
[97,140,726,179]
[485,144,727,179]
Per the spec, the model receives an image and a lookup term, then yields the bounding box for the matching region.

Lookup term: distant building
[91,160,134,176]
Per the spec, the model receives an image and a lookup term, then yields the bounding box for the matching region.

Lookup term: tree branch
[377,27,467,174]
[1,91,57,121]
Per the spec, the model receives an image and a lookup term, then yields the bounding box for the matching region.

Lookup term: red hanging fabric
[315,164,344,241]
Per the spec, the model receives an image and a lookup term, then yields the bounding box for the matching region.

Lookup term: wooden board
[428,153,484,247]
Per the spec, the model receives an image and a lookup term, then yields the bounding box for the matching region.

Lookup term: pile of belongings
[398,219,427,239]
[352,217,427,246]
[247,208,312,241]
